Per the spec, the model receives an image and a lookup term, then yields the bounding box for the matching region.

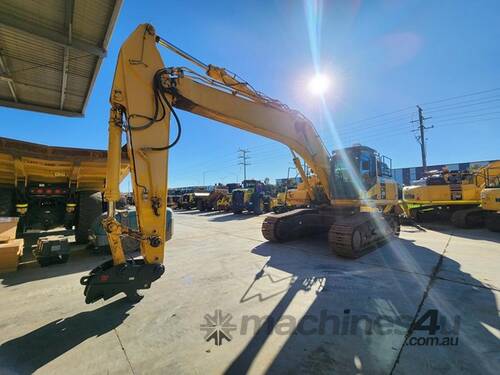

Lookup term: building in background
[392,160,495,186]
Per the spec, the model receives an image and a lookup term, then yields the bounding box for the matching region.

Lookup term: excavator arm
[81,23,332,303]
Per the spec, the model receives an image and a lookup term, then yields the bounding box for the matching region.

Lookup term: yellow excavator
[402,161,500,228]
[275,177,315,211]
[274,156,318,212]
[480,165,500,232]
[80,24,400,304]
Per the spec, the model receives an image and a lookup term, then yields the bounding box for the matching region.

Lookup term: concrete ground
[0,211,499,375]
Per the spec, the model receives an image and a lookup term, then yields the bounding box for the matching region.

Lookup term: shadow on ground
[198,211,231,217]
[210,213,260,222]
[174,209,203,215]
[417,222,500,244]
[225,236,499,374]
[0,298,134,375]
[174,209,261,221]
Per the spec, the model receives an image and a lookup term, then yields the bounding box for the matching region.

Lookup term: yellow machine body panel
[216,194,232,211]
[366,178,398,203]
[285,188,311,206]
[403,160,500,207]
[403,183,481,205]
[480,164,500,212]
[481,188,500,212]
[0,137,128,190]
[280,175,319,207]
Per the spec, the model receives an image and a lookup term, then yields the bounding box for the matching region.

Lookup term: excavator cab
[330,146,392,200]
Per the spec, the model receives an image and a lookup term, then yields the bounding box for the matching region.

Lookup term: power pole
[411,105,433,171]
[238,149,251,181]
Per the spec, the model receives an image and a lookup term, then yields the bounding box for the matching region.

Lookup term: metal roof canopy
[0,0,122,117]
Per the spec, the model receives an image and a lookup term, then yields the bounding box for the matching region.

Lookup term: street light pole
[202,171,213,186]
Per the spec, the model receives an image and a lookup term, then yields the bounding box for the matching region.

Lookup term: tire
[232,191,245,214]
[38,258,51,267]
[57,254,70,264]
[16,215,26,238]
[0,188,14,217]
[64,212,75,230]
[197,200,206,211]
[75,191,103,244]
[263,197,271,213]
[252,194,263,215]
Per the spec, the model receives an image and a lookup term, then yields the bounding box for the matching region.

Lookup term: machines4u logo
[200,308,460,347]
[200,310,237,346]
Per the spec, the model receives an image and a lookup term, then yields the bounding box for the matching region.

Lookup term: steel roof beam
[0,53,17,101]
[60,0,75,110]
[81,0,122,114]
[0,98,83,117]
[0,13,106,58]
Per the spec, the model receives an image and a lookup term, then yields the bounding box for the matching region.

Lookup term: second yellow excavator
[402,161,500,228]
[81,24,401,303]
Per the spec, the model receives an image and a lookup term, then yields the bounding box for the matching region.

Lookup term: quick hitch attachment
[80,201,165,304]
[80,259,165,304]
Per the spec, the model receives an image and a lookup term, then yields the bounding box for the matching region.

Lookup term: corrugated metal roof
[0,0,122,117]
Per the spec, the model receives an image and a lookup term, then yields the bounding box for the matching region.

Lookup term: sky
[1,0,499,189]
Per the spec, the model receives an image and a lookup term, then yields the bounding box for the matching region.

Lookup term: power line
[421,87,500,107]
[171,140,276,179]
[424,95,500,112]
[336,111,416,136]
[337,93,500,141]
[429,110,500,122]
[339,100,498,135]
[338,106,415,127]
[336,87,500,134]
[433,116,500,128]
[343,115,500,144]
[238,149,251,181]
[411,105,433,170]
[339,105,500,140]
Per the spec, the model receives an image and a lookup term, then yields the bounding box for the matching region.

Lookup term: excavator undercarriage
[450,207,485,228]
[262,207,400,258]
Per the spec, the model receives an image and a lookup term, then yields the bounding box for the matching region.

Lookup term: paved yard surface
[0,211,499,374]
